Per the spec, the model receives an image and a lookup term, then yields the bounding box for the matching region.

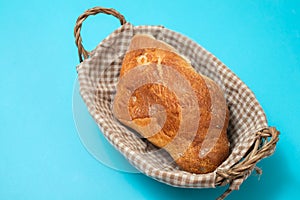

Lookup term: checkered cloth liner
[76,23,268,189]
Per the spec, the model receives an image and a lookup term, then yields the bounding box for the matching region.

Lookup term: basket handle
[74,7,127,62]
[216,127,280,199]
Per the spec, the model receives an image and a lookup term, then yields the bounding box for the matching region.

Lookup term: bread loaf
[113,34,229,174]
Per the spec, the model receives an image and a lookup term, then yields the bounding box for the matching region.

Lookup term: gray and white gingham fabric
[77,23,268,188]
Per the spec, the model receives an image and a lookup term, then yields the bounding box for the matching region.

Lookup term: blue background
[1,0,299,199]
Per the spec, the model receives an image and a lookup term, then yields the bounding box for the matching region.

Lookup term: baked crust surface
[113,35,229,174]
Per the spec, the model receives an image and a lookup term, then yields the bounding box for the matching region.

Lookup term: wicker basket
[74,7,279,200]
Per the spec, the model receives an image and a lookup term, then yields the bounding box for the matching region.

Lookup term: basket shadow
[122,148,290,200]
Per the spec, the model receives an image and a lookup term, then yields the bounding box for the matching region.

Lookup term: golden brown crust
[113,37,229,174]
